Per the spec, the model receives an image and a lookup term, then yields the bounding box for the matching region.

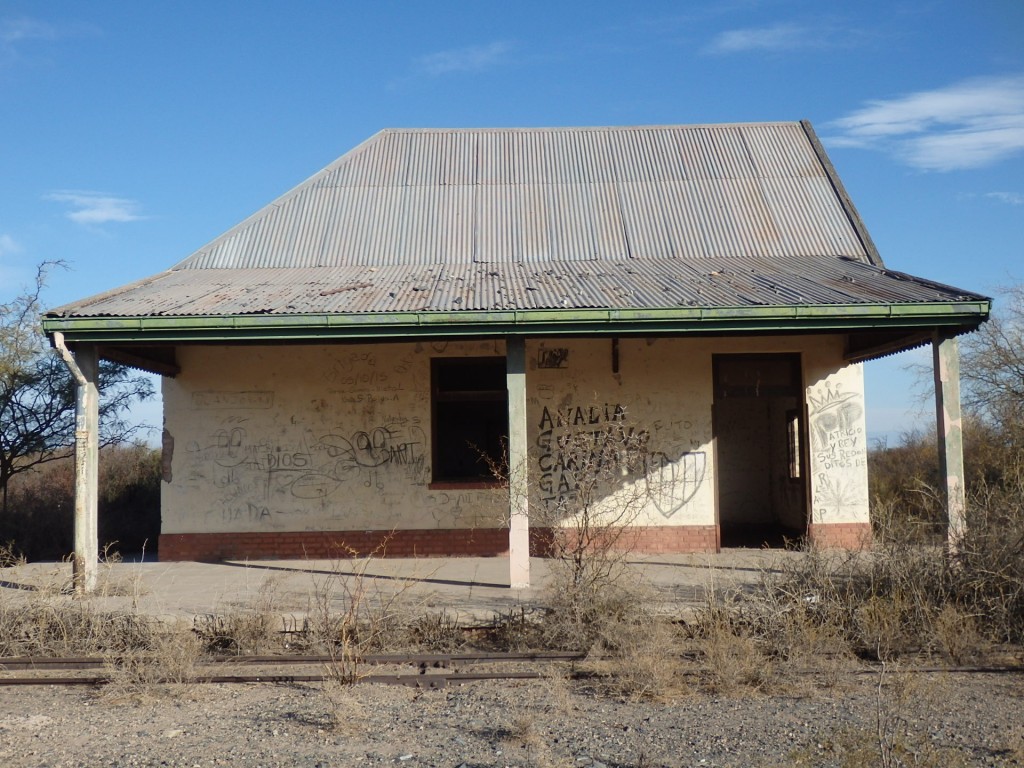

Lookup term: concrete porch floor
[0,549,806,625]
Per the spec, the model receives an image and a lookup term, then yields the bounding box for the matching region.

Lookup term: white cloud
[704,22,824,54]
[1,16,57,45]
[985,191,1024,205]
[1,16,99,70]
[0,233,20,257]
[0,16,54,67]
[415,41,513,76]
[47,191,144,225]
[827,75,1024,171]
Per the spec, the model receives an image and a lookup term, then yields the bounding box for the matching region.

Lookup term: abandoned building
[44,121,989,590]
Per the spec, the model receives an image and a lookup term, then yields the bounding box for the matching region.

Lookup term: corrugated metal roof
[171,122,869,272]
[46,121,985,321]
[50,257,984,318]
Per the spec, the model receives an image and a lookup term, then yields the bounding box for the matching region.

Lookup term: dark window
[431,357,508,483]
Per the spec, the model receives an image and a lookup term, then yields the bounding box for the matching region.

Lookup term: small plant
[0,539,25,567]
[822,665,967,768]
[296,540,427,732]
[696,615,774,694]
[101,626,203,701]
[595,612,689,701]
[318,677,369,734]
[193,577,284,655]
[498,405,681,654]
[405,610,465,652]
[930,604,985,666]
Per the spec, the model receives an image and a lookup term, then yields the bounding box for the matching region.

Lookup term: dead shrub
[299,546,421,687]
[854,595,915,662]
[697,616,774,694]
[0,540,25,568]
[802,666,969,768]
[0,599,155,657]
[193,578,285,655]
[483,606,544,652]
[318,677,369,734]
[930,604,985,666]
[101,627,202,700]
[404,610,465,652]
[595,614,689,701]
[538,565,650,652]
[493,404,683,655]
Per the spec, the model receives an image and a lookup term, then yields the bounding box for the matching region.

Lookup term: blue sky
[2,1,1022,445]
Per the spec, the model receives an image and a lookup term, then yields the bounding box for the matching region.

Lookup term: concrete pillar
[72,344,100,595]
[506,337,530,588]
[933,332,966,549]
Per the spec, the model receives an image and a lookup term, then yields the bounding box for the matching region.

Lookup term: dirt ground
[1,668,1022,767]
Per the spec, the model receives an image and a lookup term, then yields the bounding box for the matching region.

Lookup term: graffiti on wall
[534,402,706,518]
[536,346,570,369]
[645,450,707,519]
[808,382,867,522]
[184,414,429,526]
[192,391,274,409]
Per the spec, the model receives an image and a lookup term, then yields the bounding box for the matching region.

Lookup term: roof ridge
[377,122,803,134]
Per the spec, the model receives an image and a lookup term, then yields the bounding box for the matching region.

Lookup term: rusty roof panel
[49,257,986,320]
[760,177,865,257]
[48,123,986,321]
[173,122,873,274]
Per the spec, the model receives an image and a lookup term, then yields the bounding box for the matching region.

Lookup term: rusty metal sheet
[48,123,986,321]
[47,257,986,319]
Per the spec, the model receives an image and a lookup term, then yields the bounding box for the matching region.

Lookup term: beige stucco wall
[805,350,870,525]
[161,334,869,535]
[525,337,713,527]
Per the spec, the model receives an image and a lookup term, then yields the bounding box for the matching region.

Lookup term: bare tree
[960,282,1024,436]
[0,263,154,515]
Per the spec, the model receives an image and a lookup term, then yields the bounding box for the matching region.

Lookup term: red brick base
[807,522,873,549]
[158,529,510,561]
[158,525,722,562]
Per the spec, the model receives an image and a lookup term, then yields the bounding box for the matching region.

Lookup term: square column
[506,337,530,588]
[72,344,100,594]
[933,332,966,549]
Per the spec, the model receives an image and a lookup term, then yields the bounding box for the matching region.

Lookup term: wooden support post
[933,332,966,550]
[506,337,530,589]
[72,344,99,595]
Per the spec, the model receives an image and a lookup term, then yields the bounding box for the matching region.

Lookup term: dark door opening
[713,354,806,547]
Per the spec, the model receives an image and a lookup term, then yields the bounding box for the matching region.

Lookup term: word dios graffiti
[189,420,428,508]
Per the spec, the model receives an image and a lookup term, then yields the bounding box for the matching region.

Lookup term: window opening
[431,357,508,483]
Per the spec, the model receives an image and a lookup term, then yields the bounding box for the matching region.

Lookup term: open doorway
[713,354,806,547]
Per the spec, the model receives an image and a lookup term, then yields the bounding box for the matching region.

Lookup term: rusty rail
[0,650,585,687]
[1,651,1020,689]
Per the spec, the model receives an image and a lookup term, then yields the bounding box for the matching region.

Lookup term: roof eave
[42,301,991,344]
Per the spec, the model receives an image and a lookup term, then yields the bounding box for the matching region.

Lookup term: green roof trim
[43,301,990,344]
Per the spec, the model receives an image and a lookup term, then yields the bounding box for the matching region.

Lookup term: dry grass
[789,666,969,768]
[318,677,369,734]
[593,611,690,701]
[695,612,774,694]
[193,578,286,655]
[100,626,203,701]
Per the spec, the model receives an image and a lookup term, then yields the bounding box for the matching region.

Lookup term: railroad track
[1,652,1020,688]
[0,650,587,688]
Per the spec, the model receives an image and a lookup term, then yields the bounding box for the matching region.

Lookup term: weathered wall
[526,337,713,528]
[805,353,870,526]
[160,334,869,547]
[162,341,508,535]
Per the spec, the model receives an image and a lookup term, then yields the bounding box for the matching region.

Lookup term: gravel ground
[1,670,1021,767]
